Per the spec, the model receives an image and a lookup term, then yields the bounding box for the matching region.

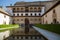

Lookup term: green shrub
[35,24,60,34]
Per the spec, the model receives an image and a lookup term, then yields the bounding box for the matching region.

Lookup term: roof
[41,1,60,17]
[0,8,10,16]
[14,1,54,6]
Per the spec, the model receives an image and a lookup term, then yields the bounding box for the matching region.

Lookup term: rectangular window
[4,15,6,18]
[17,19,19,21]
[21,19,23,21]
[45,15,47,17]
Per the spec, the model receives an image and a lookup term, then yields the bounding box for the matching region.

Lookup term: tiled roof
[0,8,10,16]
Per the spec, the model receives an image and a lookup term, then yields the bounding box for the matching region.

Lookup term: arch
[52,9,57,24]
[25,18,29,34]
[53,19,57,24]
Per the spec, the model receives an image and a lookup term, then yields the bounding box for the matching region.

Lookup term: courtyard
[0,0,60,40]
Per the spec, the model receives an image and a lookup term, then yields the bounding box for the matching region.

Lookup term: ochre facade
[6,1,60,24]
[41,1,60,24]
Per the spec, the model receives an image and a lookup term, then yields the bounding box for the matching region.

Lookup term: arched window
[13,8,15,10]
[34,7,36,9]
[4,15,6,18]
[17,36,19,39]
[31,13,32,16]
[25,14,28,16]
[30,7,33,9]
[13,8,15,12]
[21,14,23,16]
[39,13,41,16]
[17,14,19,16]
[35,13,36,16]
[17,8,19,10]
[53,9,56,17]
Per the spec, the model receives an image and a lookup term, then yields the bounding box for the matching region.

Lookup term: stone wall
[41,3,60,24]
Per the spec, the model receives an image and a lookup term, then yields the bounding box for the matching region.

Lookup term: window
[31,13,32,16]
[17,14,19,16]
[17,37,19,39]
[53,19,57,24]
[31,36,32,39]
[34,7,36,9]
[21,37,23,39]
[21,19,23,21]
[30,7,33,9]
[39,10,41,12]
[17,19,19,21]
[13,8,15,10]
[17,31,19,33]
[35,13,36,16]
[38,7,40,9]
[12,36,14,39]
[4,15,6,18]
[21,8,24,10]
[25,14,28,16]
[25,36,28,39]
[39,13,41,16]
[13,8,15,12]
[13,19,15,21]
[13,14,15,16]
[21,14,23,16]
[17,8,19,10]
[35,37,37,39]
[35,19,37,21]
[53,9,55,13]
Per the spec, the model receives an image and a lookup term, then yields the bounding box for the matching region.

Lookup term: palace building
[1,1,60,40]
[6,1,43,25]
[6,1,57,25]
[0,8,12,25]
[41,1,60,24]
[6,1,60,25]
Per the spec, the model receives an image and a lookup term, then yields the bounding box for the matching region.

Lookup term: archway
[25,18,30,34]
[53,19,57,24]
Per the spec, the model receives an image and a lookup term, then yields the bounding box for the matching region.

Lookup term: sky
[0,0,52,15]
[0,0,51,14]
[0,0,51,7]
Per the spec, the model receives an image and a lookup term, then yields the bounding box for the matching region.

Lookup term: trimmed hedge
[35,24,60,34]
[0,24,19,32]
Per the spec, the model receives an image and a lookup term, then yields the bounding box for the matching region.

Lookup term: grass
[35,24,60,34]
[0,24,19,32]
